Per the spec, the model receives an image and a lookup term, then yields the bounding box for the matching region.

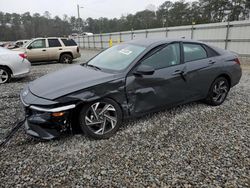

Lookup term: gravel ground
[0,50,249,187]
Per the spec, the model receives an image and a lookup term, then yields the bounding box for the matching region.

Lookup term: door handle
[173,69,187,81]
[59,48,62,50]
[172,70,184,75]
[42,49,46,51]
[209,60,216,65]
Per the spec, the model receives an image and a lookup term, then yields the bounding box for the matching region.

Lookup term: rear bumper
[74,52,81,59]
[12,59,31,77]
[231,65,242,87]
[13,70,30,78]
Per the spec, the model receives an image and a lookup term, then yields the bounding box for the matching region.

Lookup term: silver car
[0,47,31,84]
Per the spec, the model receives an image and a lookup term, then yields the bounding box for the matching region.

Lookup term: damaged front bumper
[20,87,76,140]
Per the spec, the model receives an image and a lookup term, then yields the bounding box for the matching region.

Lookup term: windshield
[23,40,33,48]
[87,44,145,71]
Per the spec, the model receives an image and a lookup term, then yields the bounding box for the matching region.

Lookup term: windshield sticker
[119,49,132,55]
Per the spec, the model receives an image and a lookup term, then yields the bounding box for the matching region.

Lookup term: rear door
[26,39,48,62]
[182,42,221,99]
[47,39,63,60]
[126,42,190,115]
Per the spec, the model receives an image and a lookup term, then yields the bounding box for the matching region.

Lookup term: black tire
[59,54,73,64]
[205,77,230,106]
[79,98,122,139]
[0,67,11,84]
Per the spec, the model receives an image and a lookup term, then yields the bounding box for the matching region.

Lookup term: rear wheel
[79,98,122,139]
[0,67,11,84]
[205,77,230,106]
[60,54,73,64]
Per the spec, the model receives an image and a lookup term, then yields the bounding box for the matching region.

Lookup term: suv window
[183,43,207,62]
[29,39,46,49]
[141,43,180,69]
[61,39,77,46]
[48,39,62,47]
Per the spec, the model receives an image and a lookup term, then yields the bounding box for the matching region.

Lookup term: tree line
[0,0,250,41]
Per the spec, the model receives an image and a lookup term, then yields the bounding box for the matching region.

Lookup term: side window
[203,45,219,57]
[61,39,77,46]
[29,39,46,49]
[141,43,181,69]
[48,39,62,47]
[183,43,207,62]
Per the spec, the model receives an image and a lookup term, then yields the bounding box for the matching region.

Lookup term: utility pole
[77,4,84,33]
[77,4,80,19]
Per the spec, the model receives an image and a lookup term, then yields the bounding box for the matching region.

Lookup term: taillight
[77,47,79,53]
[19,53,27,59]
[235,58,241,65]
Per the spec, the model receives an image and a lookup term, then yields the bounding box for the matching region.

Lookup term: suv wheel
[60,54,73,64]
[79,98,122,139]
[0,67,11,84]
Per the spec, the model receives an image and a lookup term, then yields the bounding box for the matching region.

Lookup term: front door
[26,39,48,62]
[126,42,189,115]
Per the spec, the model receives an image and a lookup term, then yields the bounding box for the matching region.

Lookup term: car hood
[29,65,121,100]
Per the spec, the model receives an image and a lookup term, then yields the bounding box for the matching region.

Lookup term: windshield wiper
[86,64,102,70]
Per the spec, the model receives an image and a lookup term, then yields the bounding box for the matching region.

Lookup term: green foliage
[0,0,249,41]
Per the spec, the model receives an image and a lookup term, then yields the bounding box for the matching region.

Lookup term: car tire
[79,98,122,139]
[205,77,230,106]
[60,54,73,64]
[0,67,11,84]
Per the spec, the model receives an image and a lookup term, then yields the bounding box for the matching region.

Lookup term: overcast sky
[0,0,192,19]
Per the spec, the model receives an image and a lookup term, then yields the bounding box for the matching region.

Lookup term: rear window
[61,39,77,46]
[48,39,62,47]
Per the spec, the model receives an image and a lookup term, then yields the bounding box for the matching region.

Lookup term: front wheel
[0,67,11,84]
[205,77,230,106]
[79,98,122,139]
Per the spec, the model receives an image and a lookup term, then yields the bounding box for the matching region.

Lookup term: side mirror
[27,45,32,50]
[134,65,155,76]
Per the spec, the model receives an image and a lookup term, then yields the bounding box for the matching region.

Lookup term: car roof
[126,38,205,48]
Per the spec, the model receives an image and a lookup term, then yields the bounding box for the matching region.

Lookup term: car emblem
[22,89,29,97]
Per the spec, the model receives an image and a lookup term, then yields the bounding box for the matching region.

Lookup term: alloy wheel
[212,80,228,103]
[84,102,117,135]
[63,57,70,64]
[0,69,9,84]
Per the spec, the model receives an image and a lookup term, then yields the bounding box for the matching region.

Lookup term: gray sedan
[20,38,242,140]
[0,47,31,84]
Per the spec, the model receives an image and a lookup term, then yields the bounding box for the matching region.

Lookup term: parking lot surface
[0,49,249,187]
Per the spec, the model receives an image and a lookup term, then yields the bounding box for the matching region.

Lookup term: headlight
[29,104,76,112]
